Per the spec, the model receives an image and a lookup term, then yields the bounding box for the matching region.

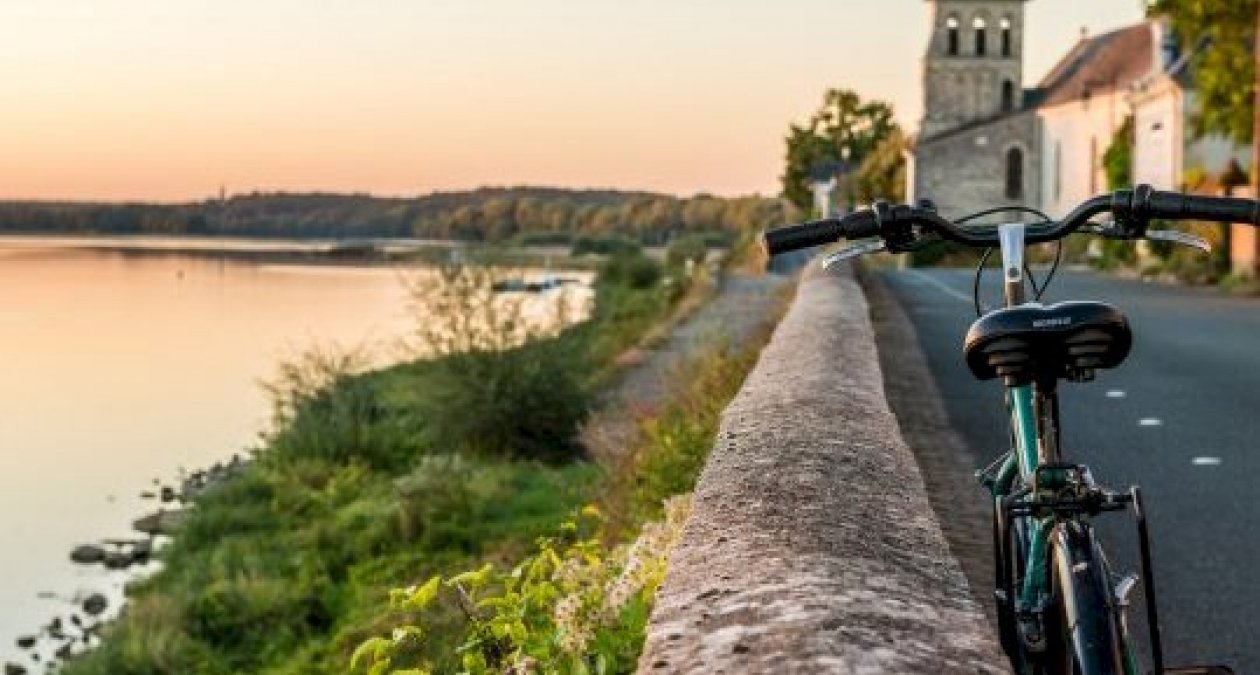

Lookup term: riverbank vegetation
[60,235,782,674]
[349,303,774,675]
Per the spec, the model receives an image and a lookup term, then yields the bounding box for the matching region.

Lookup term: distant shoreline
[0,235,598,269]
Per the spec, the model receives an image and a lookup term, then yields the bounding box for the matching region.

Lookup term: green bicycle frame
[990,223,1137,675]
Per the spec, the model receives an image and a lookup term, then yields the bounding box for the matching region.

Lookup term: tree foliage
[780,89,902,211]
[0,188,797,243]
[853,127,909,204]
[1103,116,1135,190]
[1149,0,1258,143]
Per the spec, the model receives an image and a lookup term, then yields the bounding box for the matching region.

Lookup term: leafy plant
[351,497,690,675]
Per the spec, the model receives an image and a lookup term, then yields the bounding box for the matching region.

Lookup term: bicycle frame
[990,224,1052,624]
[987,223,1138,674]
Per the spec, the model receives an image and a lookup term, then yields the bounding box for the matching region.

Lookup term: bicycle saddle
[964,301,1132,385]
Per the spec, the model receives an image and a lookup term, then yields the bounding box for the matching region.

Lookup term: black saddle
[964,301,1132,384]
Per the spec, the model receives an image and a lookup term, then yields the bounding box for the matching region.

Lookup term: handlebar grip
[1148,191,1260,225]
[763,211,880,256]
[763,219,845,255]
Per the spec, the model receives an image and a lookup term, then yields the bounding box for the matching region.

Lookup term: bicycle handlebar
[763,212,877,254]
[763,185,1260,256]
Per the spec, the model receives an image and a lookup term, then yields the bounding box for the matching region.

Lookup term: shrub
[406,264,592,462]
[571,235,641,257]
[598,251,662,290]
[264,349,423,471]
[664,234,708,271]
[415,336,589,462]
[510,231,574,247]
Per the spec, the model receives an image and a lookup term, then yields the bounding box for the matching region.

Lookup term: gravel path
[583,267,797,462]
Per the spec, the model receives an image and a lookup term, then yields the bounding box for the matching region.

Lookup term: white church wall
[1133,87,1180,190]
[1038,91,1128,216]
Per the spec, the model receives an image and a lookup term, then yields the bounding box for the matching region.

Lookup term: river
[0,239,523,664]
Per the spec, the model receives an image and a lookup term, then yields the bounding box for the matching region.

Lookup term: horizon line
[0,183,779,206]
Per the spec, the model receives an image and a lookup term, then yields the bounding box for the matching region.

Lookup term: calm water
[0,243,424,662]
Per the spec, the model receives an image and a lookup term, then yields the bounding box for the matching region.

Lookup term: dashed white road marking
[1106,390,1126,399]
[1138,418,1163,427]
[1192,457,1223,467]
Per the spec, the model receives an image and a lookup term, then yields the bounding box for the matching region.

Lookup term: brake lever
[1146,229,1212,254]
[820,239,886,271]
[1081,222,1124,238]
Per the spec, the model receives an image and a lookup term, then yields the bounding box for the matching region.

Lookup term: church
[906,0,1237,221]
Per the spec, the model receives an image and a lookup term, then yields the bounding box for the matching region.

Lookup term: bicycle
[763,185,1247,675]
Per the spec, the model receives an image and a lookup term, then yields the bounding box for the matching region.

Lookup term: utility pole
[1254,2,1260,199]
[1242,1,1260,276]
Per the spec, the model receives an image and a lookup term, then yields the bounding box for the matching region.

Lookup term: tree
[780,89,901,211]
[852,128,908,203]
[1149,0,1258,143]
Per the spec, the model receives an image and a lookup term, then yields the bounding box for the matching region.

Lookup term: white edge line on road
[907,270,978,306]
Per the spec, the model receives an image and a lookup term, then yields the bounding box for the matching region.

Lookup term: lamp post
[807,152,857,220]
[810,177,839,219]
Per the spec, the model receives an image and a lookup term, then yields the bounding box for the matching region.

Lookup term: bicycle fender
[1051,523,1128,675]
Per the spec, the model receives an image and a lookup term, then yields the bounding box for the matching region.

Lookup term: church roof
[1031,23,1154,109]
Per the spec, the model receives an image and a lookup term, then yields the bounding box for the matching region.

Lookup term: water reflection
[0,245,422,663]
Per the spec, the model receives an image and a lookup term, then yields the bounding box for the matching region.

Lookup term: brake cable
[1037,237,1064,302]
[956,206,1056,317]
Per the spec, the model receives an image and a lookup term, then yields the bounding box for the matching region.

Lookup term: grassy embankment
[62,235,783,675]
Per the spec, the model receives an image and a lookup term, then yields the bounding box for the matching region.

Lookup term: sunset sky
[0,0,1142,202]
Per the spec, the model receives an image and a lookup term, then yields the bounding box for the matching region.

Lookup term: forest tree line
[0,187,797,243]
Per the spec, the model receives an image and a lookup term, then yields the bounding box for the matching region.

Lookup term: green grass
[349,279,789,674]
[69,454,599,674]
[61,250,767,675]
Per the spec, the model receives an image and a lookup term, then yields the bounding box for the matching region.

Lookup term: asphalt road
[881,266,1260,673]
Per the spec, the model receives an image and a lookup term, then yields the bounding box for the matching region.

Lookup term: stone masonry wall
[636,264,1006,674]
[914,109,1041,220]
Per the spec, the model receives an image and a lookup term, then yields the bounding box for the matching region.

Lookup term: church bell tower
[921,0,1029,138]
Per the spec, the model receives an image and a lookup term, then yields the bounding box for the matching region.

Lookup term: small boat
[493,276,570,293]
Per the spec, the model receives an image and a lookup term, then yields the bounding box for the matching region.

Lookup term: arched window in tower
[1001,17,1013,57]
[1005,147,1024,200]
[1001,80,1015,112]
[974,17,988,56]
[946,16,960,56]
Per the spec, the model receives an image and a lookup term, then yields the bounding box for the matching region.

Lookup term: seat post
[998,223,1027,308]
[1034,375,1063,464]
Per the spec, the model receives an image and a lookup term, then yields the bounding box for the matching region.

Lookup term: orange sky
[0,0,1142,201]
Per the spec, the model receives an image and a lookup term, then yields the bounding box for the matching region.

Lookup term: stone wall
[913,110,1041,219]
[636,264,1006,674]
